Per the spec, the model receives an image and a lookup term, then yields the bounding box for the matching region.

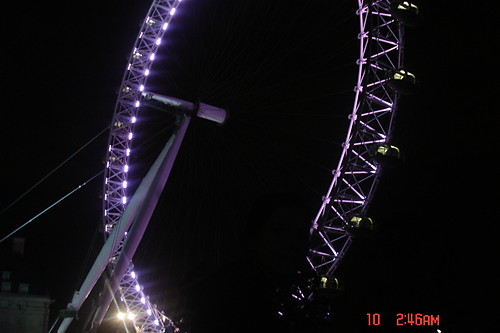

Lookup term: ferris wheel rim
[100,0,406,330]
[102,1,183,331]
[307,0,405,277]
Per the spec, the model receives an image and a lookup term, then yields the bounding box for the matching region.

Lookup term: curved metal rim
[102,1,183,331]
[307,0,404,277]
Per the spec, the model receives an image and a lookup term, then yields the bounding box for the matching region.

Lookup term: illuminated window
[19,283,29,293]
[398,1,419,13]
[2,271,11,280]
[394,72,404,80]
[377,145,389,155]
[320,277,328,289]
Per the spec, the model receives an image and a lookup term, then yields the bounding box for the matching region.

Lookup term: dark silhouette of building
[0,237,52,333]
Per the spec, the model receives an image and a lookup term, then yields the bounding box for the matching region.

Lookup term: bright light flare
[117,312,125,320]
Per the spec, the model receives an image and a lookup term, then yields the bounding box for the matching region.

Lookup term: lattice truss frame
[307,0,404,277]
[102,1,182,332]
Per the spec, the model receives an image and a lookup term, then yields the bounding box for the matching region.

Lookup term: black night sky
[1,1,497,332]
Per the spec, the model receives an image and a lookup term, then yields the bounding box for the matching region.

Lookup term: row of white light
[104,2,184,332]
[116,270,160,326]
[104,0,182,212]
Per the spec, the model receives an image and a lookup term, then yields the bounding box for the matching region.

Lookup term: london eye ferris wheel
[54,1,420,332]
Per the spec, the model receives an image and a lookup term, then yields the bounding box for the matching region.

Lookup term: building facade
[0,238,52,333]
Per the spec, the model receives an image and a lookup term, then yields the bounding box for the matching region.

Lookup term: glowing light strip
[102,1,184,332]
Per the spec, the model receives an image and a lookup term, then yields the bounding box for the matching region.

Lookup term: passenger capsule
[390,0,422,27]
[387,69,418,94]
[345,216,377,237]
[371,144,402,168]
